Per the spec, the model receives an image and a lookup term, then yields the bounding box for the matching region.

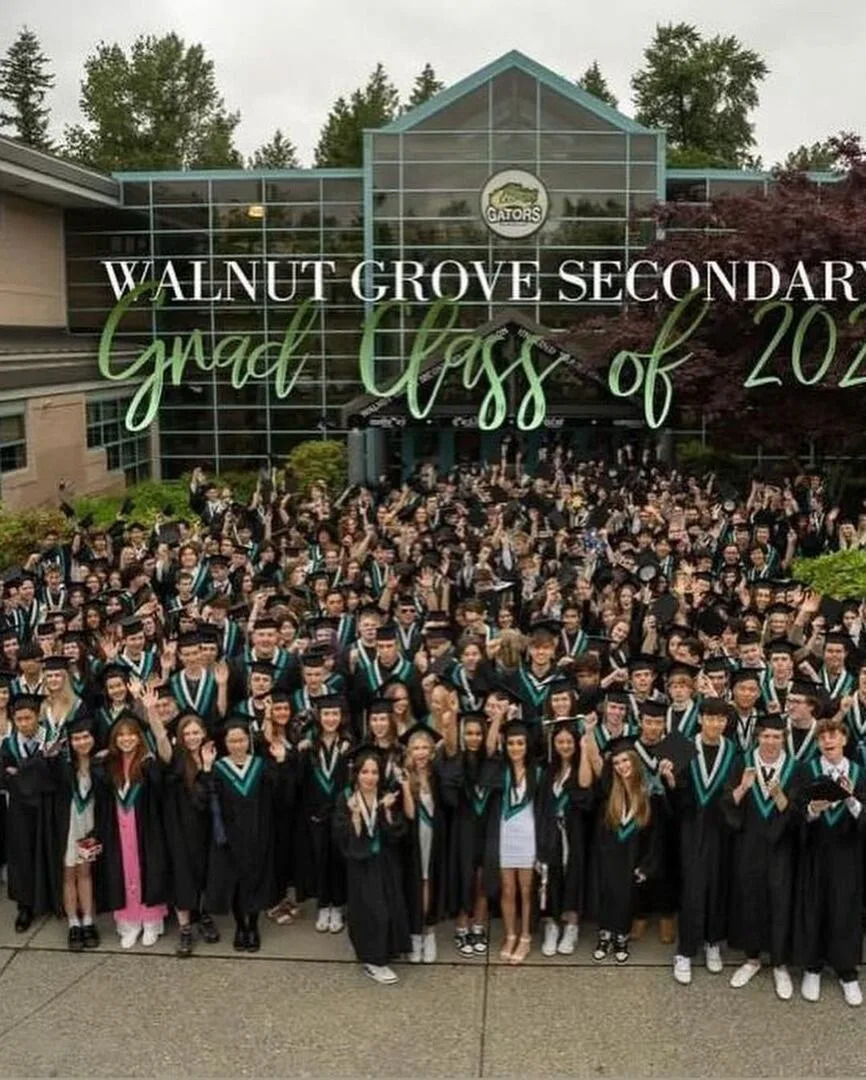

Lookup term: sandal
[509,935,532,965]
[499,934,517,960]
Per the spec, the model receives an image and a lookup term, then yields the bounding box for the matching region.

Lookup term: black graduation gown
[162,750,211,911]
[271,744,298,899]
[723,754,802,967]
[792,758,866,977]
[0,738,56,914]
[439,750,491,916]
[477,755,545,903]
[94,757,170,912]
[294,739,352,906]
[537,762,590,919]
[585,771,661,936]
[673,736,739,957]
[204,753,291,914]
[401,761,448,934]
[333,793,410,966]
[633,739,680,917]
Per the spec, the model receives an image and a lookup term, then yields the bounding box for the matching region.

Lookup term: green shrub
[0,507,68,568]
[72,473,260,528]
[285,440,347,494]
[792,549,866,599]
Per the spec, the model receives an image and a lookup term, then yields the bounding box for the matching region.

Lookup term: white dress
[418,790,434,881]
[64,773,95,868]
[499,772,536,869]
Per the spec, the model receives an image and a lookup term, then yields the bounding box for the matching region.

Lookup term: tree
[563,136,866,457]
[0,27,54,150]
[63,33,241,171]
[777,134,852,175]
[406,62,444,110]
[632,22,768,168]
[577,61,618,108]
[314,62,400,167]
[248,128,299,169]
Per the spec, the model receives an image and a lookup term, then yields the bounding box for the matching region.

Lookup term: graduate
[296,695,352,933]
[203,717,290,951]
[793,716,866,1006]
[162,712,220,956]
[672,696,738,986]
[481,712,542,965]
[439,711,491,958]
[333,746,410,985]
[96,714,171,948]
[41,656,87,749]
[726,669,763,755]
[580,730,659,964]
[631,701,679,945]
[262,693,299,925]
[363,697,405,793]
[1,694,56,930]
[399,722,447,963]
[785,679,822,764]
[724,713,799,1000]
[538,716,587,957]
[51,714,101,950]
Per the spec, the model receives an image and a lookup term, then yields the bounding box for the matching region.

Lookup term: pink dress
[112,804,168,925]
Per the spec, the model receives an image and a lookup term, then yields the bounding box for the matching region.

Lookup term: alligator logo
[481,169,549,239]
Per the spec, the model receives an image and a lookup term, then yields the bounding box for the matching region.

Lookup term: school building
[0,49,837,508]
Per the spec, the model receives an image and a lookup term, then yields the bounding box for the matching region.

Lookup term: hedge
[792,549,866,600]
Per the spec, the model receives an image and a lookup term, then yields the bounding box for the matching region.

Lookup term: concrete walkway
[1,903,865,1077]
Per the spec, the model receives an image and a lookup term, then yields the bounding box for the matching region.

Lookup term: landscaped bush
[792,549,866,599]
[285,440,348,494]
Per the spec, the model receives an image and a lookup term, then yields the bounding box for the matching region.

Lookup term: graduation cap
[699,696,730,716]
[398,721,443,747]
[628,654,657,674]
[638,700,667,719]
[36,622,56,637]
[251,617,278,631]
[100,663,129,684]
[121,617,143,637]
[731,668,762,686]
[228,603,251,621]
[301,649,327,668]
[307,616,340,635]
[66,713,96,737]
[790,677,823,698]
[127,521,147,534]
[177,631,203,649]
[819,597,844,627]
[368,697,394,715]
[250,661,275,677]
[654,731,697,772]
[59,501,76,520]
[805,776,850,803]
[694,608,727,639]
[529,618,561,638]
[375,625,398,642]
[43,655,69,672]
[756,712,786,731]
[604,690,630,707]
[78,513,95,530]
[314,694,346,712]
[606,735,636,758]
[824,631,852,650]
[702,656,730,675]
[651,593,680,626]
[501,717,530,740]
[766,639,795,656]
[666,662,700,681]
[11,692,44,713]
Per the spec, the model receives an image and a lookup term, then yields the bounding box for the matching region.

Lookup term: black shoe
[14,907,32,933]
[472,927,488,955]
[592,932,612,962]
[176,926,194,958]
[233,925,247,951]
[614,934,630,964]
[455,929,473,957]
[199,913,220,944]
[81,924,100,949]
[246,926,261,952]
[68,925,84,952]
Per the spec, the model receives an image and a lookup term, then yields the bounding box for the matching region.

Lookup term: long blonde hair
[604,751,651,831]
[404,729,437,799]
[43,670,79,724]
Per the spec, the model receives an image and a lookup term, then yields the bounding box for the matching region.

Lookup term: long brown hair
[107,718,149,788]
[604,750,651,831]
[175,714,208,790]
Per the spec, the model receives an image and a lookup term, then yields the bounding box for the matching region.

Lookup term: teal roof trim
[374,49,657,137]
[667,167,841,184]
[112,168,363,181]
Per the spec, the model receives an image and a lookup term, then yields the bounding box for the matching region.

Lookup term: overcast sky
[0,0,862,169]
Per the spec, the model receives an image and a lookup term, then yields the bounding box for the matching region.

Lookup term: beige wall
[0,194,66,326]
[0,392,126,510]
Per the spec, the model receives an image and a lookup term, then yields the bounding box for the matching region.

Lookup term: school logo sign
[480,169,549,239]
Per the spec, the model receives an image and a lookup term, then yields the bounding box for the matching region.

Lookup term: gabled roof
[376,50,657,137]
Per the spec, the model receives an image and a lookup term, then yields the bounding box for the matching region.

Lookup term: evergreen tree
[314,63,400,167]
[577,61,618,108]
[248,128,299,169]
[0,27,55,151]
[406,62,444,110]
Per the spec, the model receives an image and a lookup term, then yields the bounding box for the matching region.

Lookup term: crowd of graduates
[1,445,866,997]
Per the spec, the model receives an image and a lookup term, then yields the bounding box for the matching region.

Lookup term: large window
[0,413,26,473]
[86,397,151,484]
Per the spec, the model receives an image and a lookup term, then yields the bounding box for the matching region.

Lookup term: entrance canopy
[341,308,644,431]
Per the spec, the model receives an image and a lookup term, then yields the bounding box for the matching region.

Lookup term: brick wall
[0,194,66,326]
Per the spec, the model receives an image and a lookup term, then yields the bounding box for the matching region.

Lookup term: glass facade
[66,52,821,476]
[85,395,152,484]
[0,413,26,473]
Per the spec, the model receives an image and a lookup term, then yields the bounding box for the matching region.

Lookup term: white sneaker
[840,979,863,1007]
[364,963,399,985]
[773,967,793,1000]
[329,908,344,933]
[801,972,821,1002]
[409,934,423,963]
[704,943,723,973]
[558,924,579,955]
[120,925,141,950]
[730,960,760,988]
[315,907,331,933]
[673,955,692,985]
[422,930,437,963]
[141,922,161,947]
[541,922,559,957]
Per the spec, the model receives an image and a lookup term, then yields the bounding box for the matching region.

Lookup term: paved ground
[0,902,865,1077]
